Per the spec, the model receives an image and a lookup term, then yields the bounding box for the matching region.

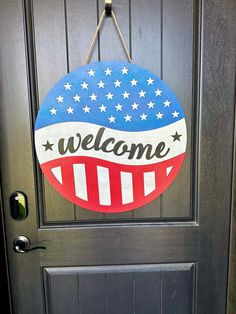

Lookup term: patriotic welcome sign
[35,61,187,213]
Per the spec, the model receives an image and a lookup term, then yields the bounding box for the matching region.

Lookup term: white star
[122,91,130,99]
[140,113,148,120]
[88,69,95,76]
[64,82,72,90]
[97,80,105,88]
[106,92,113,100]
[139,90,146,98]
[130,78,138,86]
[73,94,81,102]
[99,104,107,112]
[156,112,163,119]
[104,68,112,76]
[66,106,74,114]
[163,100,171,107]
[114,80,122,87]
[121,67,128,75]
[50,107,57,115]
[172,111,180,118]
[115,104,123,111]
[56,95,64,103]
[131,102,139,110]
[147,101,155,109]
[81,81,88,89]
[147,77,154,85]
[89,93,97,101]
[124,114,132,122]
[155,88,162,96]
[83,105,91,113]
[108,115,116,123]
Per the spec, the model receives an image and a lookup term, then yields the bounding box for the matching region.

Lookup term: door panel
[32,0,195,224]
[43,264,195,314]
[161,0,193,217]
[33,0,76,221]
[0,0,235,313]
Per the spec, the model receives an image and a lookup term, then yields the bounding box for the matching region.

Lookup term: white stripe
[97,166,111,205]
[73,164,88,200]
[166,166,173,176]
[121,172,133,204]
[144,171,156,196]
[35,119,187,166]
[51,166,62,184]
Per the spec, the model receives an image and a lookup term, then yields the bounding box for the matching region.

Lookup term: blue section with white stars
[35,61,185,132]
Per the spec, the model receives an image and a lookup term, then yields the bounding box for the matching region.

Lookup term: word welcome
[58,127,170,160]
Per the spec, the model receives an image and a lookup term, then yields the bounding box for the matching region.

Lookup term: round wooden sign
[35,61,187,213]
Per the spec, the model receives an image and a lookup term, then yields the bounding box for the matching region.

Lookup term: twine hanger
[84,0,132,64]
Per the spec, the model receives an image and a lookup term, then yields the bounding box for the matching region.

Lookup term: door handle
[13,235,46,253]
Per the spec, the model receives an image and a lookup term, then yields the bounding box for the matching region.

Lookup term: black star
[171,132,182,142]
[42,140,54,151]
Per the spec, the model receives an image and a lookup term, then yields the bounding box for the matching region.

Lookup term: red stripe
[109,167,122,210]
[60,162,75,196]
[84,162,99,207]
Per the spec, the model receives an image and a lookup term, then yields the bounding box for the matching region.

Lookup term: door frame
[227,107,236,313]
[0,0,235,312]
[0,184,12,314]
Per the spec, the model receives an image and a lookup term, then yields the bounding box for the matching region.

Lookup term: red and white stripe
[41,154,184,213]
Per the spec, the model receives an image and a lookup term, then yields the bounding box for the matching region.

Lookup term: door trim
[227,90,236,313]
[0,183,12,314]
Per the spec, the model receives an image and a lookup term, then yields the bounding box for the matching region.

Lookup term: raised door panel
[44,263,195,314]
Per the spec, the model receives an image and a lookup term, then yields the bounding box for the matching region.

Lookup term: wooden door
[0,0,235,313]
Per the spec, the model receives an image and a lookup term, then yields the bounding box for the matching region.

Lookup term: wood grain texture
[44,270,79,314]
[228,57,236,314]
[228,177,236,314]
[99,0,130,61]
[131,0,161,75]
[66,0,99,68]
[197,0,235,312]
[33,0,75,221]
[38,226,199,266]
[106,272,134,314]
[78,273,107,314]
[162,270,192,313]
[161,0,194,218]
[44,263,194,314]
[0,0,44,312]
[33,0,195,223]
[134,271,161,314]
[131,0,162,219]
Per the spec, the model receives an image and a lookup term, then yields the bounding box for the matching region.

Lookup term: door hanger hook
[105,0,112,15]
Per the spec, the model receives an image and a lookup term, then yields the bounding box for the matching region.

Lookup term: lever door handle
[13,235,46,253]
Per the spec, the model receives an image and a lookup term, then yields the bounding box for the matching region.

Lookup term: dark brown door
[0,0,235,313]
